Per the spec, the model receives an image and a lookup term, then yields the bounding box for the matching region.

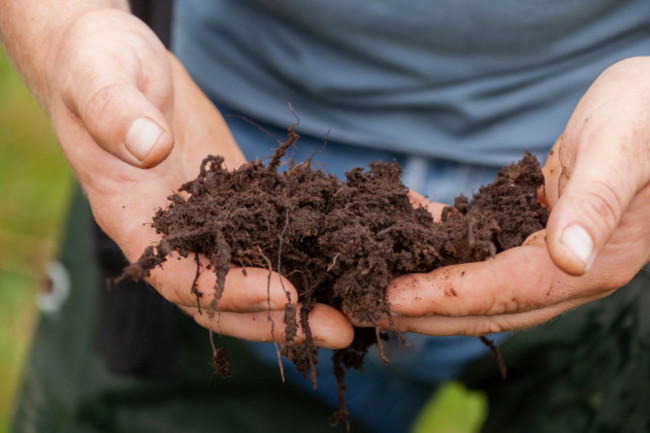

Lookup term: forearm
[0,0,130,111]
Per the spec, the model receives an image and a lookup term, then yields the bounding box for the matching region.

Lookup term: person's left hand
[372,56,650,336]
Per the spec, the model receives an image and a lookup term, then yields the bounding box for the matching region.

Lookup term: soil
[122,126,549,429]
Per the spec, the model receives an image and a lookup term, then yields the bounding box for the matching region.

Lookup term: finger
[380,291,611,336]
[148,258,298,312]
[545,123,646,275]
[540,138,563,208]
[407,190,448,223]
[65,77,174,168]
[522,228,546,247]
[185,303,355,349]
[386,244,585,318]
[60,23,175,169]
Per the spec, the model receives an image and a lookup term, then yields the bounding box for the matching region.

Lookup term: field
[0,49,485,433]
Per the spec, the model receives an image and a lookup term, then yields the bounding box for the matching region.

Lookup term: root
[225,113,278,140]
[269,122,300,172]
[480,336,507,379]
[298,304,318,389]
[375,326,390,364]
[209,331,232,380]
[384,297,407,345]
[277,209,293,304]
[258,246,286,383]
[191,253,203,314]
[277,209,298,346]
[208,231,230,317]
[330,351,351,433]
[326,253,341,272]
[283,303,298,346]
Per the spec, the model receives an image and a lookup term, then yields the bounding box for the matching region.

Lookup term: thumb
[64,74,174,168]
[545,138,640,275]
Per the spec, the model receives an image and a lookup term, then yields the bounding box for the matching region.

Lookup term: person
[2,1,649,432]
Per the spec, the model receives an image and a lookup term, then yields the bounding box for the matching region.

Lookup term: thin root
[191,253,204,314]
[258,246,286,383]
[375,326,390,364]
[480,336,507,379]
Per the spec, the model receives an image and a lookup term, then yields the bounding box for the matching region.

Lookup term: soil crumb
[122,126,548,429]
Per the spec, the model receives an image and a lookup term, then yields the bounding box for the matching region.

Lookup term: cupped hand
[46,9,353,349]
[377,56,650,336]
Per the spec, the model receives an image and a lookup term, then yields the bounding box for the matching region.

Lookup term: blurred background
[0,49,72,432]
[0,48,486,433]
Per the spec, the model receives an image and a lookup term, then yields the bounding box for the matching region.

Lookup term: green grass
[0,48,72,433]
[0,48,487,433]
[412,381,487,433]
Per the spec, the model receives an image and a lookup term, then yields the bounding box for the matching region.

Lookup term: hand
[378,57,650,336]
[44,9,354,348]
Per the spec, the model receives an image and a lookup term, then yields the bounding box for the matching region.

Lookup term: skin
[380,57,650,336]
[1,2,648,346]
[0,2,353,349]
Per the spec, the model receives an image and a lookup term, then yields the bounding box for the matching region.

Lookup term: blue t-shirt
[173,0,650,166]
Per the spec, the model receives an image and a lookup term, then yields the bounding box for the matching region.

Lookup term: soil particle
[121,127,548,429]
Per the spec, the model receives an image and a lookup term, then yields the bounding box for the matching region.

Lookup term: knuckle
[471,295,521,316]
[468,296,496,316]
[484,296,521,316]
[83,82,124,127]
[578,180,623,239]
[485,319,507,335]
[468,319,506,336]
[402,321,422,335]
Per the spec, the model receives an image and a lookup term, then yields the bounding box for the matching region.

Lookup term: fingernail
[560,224,594,270]
[125,117,164,161]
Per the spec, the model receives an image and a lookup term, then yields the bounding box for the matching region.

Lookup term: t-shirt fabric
[172,0,650,166]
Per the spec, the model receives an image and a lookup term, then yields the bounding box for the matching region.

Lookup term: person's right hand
[40,8,354,349]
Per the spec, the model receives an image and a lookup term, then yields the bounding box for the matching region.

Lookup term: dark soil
[122,127,548,429]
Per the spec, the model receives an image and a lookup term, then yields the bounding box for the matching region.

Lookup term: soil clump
[122,127,549,429]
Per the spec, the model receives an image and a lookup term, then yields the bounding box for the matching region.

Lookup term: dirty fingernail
[125,117,164,161]
[560,224,594,270]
